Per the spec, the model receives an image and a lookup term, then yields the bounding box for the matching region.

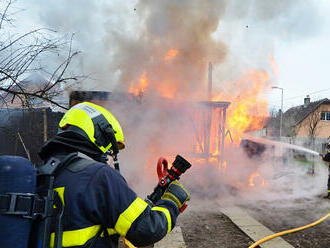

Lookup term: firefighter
[322,138,330,199]
[38,101,190,247]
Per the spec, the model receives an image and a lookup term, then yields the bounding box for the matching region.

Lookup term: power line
[284,87,330,101]
[268,87,330,106]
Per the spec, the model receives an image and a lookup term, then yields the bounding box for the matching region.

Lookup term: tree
[282,114,297,138]
[266,108,298,138]
[296,108,322,147]
[0,0,81,109]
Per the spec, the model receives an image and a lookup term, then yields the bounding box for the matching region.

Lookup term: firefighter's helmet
[58,102,125,154]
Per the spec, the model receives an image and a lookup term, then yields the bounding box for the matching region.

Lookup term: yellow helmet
[58,102,125,154]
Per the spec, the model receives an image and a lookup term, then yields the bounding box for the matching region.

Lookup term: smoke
[111,0,227,99]
[26,0,327,199]
[30,0,324,92]
[225,0,321,38]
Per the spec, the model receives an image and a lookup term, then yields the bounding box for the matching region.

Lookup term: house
[283,96,330,139]
[263,96,330,153]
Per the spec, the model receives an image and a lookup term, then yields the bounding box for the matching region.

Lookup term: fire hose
[248,212,330,248]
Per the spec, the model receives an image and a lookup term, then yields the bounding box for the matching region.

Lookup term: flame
[128,73,149,100]
[248,172,265,187]
[213,69,270,145]
[129,71,178,100]
[164,49,179,61]
[210,108,220,156]
[127,57,273,178]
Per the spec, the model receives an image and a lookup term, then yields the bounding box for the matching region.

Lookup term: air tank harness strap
[0,193,46,219]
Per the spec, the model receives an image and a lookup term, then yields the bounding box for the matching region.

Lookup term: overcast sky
[270,20,330,110]
[268,5,330,111]
[9,0,330,111]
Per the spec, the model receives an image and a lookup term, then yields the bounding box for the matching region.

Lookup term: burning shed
[68,90,231,168]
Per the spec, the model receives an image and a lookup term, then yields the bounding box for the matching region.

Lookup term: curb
[219,205,295,248]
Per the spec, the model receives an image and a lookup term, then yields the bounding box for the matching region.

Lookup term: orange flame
[164,49,179,61]
[129,72,149,99]
[248,172,265,187]
[213,69,270,145]
[129,73,177,100]
[210,108,220,156]
[127,56,273,176]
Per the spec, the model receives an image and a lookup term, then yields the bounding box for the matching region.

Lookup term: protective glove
[161,181,190,213]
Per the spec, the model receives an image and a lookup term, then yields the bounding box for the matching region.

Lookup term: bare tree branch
[0,85,69,109]
[0,0,12,30]
[296,108,321,144]
[0,1,83,110]
[17,131,30,160]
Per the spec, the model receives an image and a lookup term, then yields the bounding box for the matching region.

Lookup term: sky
[5,0,330,111]
[268,1,330,110]
[213,0,330,111]
[270,29,330,110]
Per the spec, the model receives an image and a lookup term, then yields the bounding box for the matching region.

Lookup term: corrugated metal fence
[0,108,63,164]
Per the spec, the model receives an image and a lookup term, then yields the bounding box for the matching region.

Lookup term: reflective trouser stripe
[50,225,116,247]
[151,206,172,233]
[114,197,148,236]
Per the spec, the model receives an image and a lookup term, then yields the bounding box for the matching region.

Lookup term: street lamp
[272,86,284,139]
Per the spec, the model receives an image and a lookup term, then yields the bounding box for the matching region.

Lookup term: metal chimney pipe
[208,62,213,100]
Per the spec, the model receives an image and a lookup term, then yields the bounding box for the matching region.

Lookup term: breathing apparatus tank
[0,156,36,248]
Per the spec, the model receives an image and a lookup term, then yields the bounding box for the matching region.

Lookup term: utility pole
[208,62,212,100]
[272,86,284,139]
[205,62,213,158]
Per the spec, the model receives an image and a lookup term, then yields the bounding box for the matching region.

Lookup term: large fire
[128,66,271,153]
[126,49,272,190]
[213,69,270,145]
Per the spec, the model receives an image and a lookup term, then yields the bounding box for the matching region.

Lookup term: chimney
[304,95,310,108]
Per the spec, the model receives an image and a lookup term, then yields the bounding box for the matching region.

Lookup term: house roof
[284,98,330,126]
[21,73,48,86]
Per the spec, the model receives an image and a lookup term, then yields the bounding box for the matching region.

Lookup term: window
[321,111,330,121]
